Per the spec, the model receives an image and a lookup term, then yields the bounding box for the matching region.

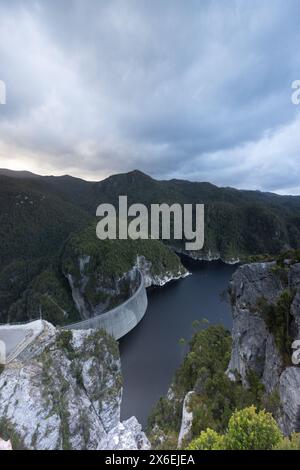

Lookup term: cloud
[173,111,300,194]
[0,0,299,192]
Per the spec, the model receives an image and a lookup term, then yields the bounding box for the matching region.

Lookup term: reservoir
[120,256,237,429]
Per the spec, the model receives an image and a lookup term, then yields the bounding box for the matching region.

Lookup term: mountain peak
[101,169,154,186]
[123,169,153,180]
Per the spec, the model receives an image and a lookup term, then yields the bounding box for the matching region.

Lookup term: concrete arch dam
[62,270,148,340]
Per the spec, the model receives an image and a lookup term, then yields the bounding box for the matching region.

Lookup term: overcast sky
[0,0,300,193]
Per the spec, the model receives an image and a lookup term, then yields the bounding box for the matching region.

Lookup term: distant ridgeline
[0,168,300,325]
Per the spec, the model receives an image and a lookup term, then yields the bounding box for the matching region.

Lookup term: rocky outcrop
[279,367,300,434]
[98,416,150,450]
[177,392,195,448]
[64,252,187,321]
[291,291,300,339]
[226,308,271,384]
[65,255,91,320]
[262,334,283,393]
[227,262,284,389]
[64,256,137,320]
[227,261,300,435]
[0,321,150,450]
[0,438,12,450]
[135,255,188,288]
[175,248,240,265]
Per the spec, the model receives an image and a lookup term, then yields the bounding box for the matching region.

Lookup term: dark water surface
[119,256,238,429]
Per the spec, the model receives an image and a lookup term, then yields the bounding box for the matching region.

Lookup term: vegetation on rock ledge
[187,406,297,450]
[148,325,282,450]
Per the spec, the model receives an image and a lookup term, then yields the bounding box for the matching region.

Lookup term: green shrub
[56,330,74,355]
[275,433,300,450]
[188,428,225,450]
[225,406,282,450]
[187,407,283,451]
[173,326,232,395]
[276,249,300,267]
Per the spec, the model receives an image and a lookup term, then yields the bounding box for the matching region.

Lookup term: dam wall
[62,270,148,340]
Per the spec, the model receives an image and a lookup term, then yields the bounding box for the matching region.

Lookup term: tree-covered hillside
[1,169,300,324]
[61,226,186,316]
[0,175,92,324]
[0,173,185,324]
[4,169,298,261]
[0,175,91,267]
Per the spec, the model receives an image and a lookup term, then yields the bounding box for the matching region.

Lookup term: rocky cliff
[62,228,187,320]
[227,260,300,435]
[0,321,150,450]
[147,258,300,450]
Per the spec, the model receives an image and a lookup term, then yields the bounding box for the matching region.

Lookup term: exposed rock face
[227,308,270,384]
[135,255,188,288]
[279,368,300,434]
[227,261,300,435]
[177,392,195,448]
[0,321,150,450]
[64,253,187,321]
[227,263,283,389]
[175,248,240,265]
[0,438,12,450]
[289,264,300,340]
[262,335,283,393]
[65,257,137,320]
[98,416,151,450]
[291,291,300,339]
[66,255,91,320]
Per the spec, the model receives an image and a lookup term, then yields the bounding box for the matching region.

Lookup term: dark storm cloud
[0,0,300,193]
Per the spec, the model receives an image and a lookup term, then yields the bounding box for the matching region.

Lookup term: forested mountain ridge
[1,168,300,325]
[1,168,299,261]
[83,170,300,261]
[0,172,185,324]
[0,175,92,267]
[0,175,92,324]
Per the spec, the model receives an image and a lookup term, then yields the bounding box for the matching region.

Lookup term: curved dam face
[63,270,148,340]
